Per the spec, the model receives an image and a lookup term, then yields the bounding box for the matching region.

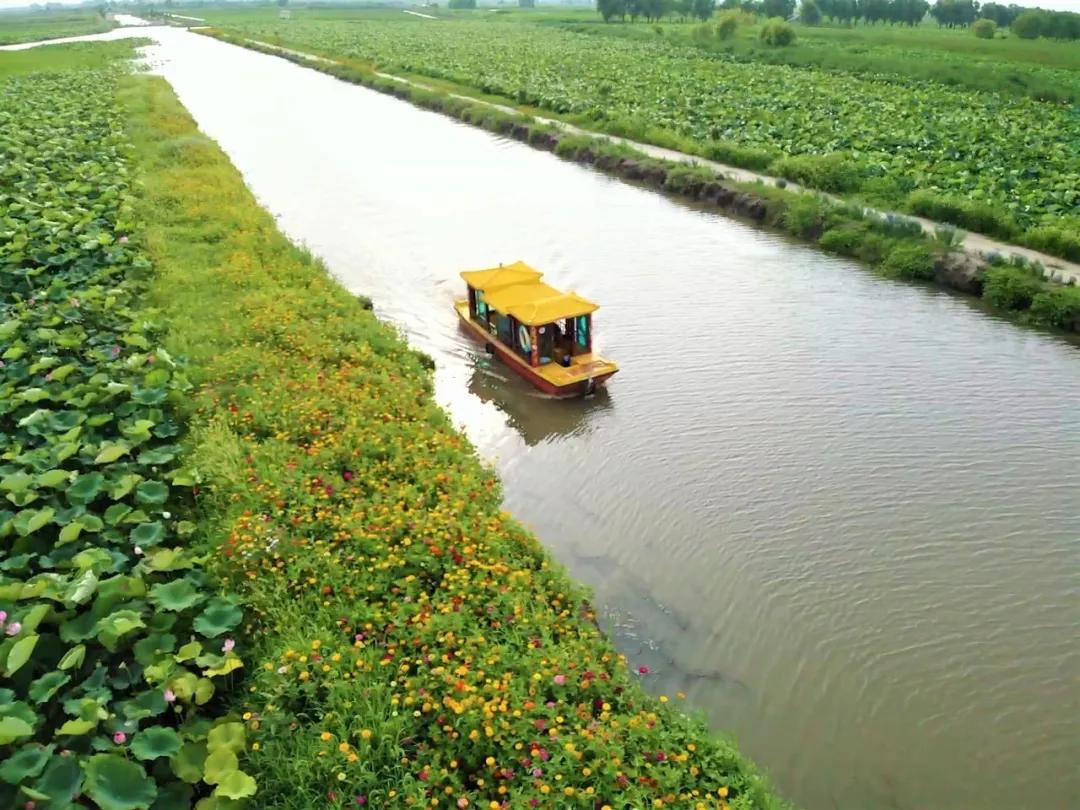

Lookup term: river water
[8,25,1080,810]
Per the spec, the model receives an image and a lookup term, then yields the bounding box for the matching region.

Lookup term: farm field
[0,10,114,45]
[207,11,1080,259]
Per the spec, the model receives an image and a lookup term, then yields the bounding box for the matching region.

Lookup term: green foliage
[0,9,114,45]
[906,190,1018,241]
[972,18,996,39]
[0,57,250,807]
[771,152,860,192]
[760,17,797,46]
[982,266,1044,310]
[715,9,741,37]
[780,193,826,238]
[1022,225,1080,262]
[881,243,937,281]
[1029,286,1080,331]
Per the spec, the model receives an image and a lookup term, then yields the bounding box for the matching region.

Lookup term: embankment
[195,29,1080,337]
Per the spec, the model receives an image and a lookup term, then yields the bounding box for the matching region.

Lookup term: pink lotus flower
[113,732,126,744]
[222,638,235,653]
[553,674,566,685]
[638,665,651,675]
[5,622,21,636]
[164,689,176,703]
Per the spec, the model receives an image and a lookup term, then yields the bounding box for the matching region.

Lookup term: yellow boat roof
[485,280,598,326]
[460,260,543,293]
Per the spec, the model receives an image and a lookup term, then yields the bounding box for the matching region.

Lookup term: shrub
[703,139,776,170]
[882,242,937,281]
[715,8,754,37]
[663,162,718,194]
[781,193,827,238]
[973,18,996,38]
[982,266,1045,310]
[1022,225,1080,262]
[1029,286,1080,331]
[933,224,963,249]
[760,17,796,46]
[818,223,870,255]
[855,233,896,265]
[771,152,862,192]
[906,190,1018,240]
[870,212,924,240]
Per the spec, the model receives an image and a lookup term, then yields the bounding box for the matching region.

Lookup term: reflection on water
[11,25,1079,810]
[466,356,613,447]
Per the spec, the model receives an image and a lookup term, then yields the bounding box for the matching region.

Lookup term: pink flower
[164,689,176,703]
[222,638,235,653]
[0,610,6,624]
[113,732,126,744]
[553,674,566,685]
[342,470,354,481]
[355,796,367,806]
[457,799,469,809]
[110,345,121,358]
[5,622,21,636]
[25,802,35,810]
[638,665,651,675]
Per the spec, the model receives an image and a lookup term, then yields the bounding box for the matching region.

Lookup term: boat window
[575,315,589,349]
[475,289,487,319]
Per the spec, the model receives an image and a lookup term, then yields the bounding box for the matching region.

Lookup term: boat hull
[456,303,616,398]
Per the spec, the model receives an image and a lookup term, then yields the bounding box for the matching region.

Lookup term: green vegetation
[207,13,1080,260]
[759,17,795,45]
[0,43,249,809]
[124,61,784,808]
[0,10,114,45]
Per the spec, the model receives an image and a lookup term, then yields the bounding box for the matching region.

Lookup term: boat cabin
[461,261,597,367]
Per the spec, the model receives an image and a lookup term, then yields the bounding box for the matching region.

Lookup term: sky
[1,0,1078,10]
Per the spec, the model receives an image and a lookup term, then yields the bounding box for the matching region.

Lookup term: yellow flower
[339,742,350,753]
[719,787,729,798]
[659,695,669,703]
[299,671,310,681]
[242,712,252,720]
[252,742,261,751]
[320,732,332,742]
[361,729,372,740]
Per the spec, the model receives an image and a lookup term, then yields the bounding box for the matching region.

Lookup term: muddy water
[11,26,1080,809]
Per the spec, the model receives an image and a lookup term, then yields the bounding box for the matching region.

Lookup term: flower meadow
[0,54,251,809]
[125,60,785,810]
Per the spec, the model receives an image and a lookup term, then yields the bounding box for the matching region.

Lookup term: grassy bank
[199,12,1080,262]
[198,29,1080,336]
[124,59,784,810]
[0,43,249,810]
[0,9,114,45]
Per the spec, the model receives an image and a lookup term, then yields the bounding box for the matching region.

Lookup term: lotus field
[0,63,250,807]
[227,19,1080,244]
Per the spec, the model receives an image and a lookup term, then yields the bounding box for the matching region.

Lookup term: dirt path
[241,36,1080,286]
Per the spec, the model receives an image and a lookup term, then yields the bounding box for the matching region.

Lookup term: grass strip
[122,67,787,809]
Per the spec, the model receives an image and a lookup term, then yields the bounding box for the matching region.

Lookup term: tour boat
[456,261,618,397]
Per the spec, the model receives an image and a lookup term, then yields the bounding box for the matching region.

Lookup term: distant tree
[1010,9,1043,38]
[519,0,535,6]
[597,0,626,20]
[1044,10,1080,40]
[761,0,794,19]
[675,0,694,20]
[692,0,716,19]
[972,17,995,37]
[977,2,1016,27]
[800,0,821,24]
[930,0,976,27]
[889,0,928,25]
